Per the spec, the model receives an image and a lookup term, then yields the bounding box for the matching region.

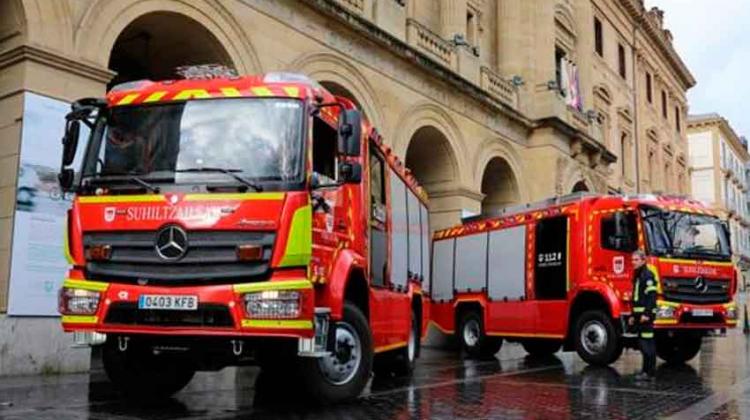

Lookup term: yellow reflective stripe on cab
[116,93,139,105]
[61,315,98,324]
[251,87,274,96]
[241,319,313,329]
[233,279,312,294]
[173,89,211,100]
[63,278,109,292]
[63,214,74,265]
[183,193,284,201]
[78,195,165,204]
[279,204,312,267]
[220,87,241,97]
[282,86,299,97]
[143,91,168,102]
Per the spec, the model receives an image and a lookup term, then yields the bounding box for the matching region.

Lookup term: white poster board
[8,92,85,316]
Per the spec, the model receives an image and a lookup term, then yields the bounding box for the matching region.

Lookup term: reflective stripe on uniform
[633,307,645,313]
[640,332,654,339]
[645,286,658,293]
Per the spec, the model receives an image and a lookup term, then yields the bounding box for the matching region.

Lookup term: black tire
[102,338,195,399]
[297,302,373,403]
[656,332,702,364]
[458,310,502,359]
[522,339,562,357]
[374,308,419,377]
[573,310,623,366]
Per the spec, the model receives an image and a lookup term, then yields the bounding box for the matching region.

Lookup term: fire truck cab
[57,68,430,403]
[430,193,737,366]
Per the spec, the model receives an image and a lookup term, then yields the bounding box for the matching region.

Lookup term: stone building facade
[0,0,693,374]
[687,114,750,278]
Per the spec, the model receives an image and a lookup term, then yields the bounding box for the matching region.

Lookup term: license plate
[138,295,198,310]
[692,309,713,317]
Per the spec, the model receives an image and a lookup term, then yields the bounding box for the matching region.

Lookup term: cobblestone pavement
[1,329,749,420]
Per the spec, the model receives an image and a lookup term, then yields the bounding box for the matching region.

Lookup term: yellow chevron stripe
[240,319,313,329]
[116,93,139,105]
[143,91,167,102]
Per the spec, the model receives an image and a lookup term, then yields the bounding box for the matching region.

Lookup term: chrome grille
[661,277,731,304]
[83,230,275,285]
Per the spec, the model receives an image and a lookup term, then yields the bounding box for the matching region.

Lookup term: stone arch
[107,11,234,86]
[393,101,468,181]
[404,126,460,196]
[289,52,384,130]
[13,0,75,52]
[74,0,260,75]
[554,3,578,38]
[472,139,529,209]
[562,164,596,194]
[479,157,522,215]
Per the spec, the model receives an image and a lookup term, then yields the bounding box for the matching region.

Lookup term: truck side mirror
[62,119,80,166]
[58,168,75,191]
[339,162,362,183]
[337,110,361,157]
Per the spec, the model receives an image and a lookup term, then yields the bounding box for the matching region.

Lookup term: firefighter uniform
[632,265,658,377]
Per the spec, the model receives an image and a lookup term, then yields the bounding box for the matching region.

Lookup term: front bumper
[651,300,738,329]
[60,277,316,339]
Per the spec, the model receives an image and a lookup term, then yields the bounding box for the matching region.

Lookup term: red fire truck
[429,193,738,365]
[57,68,430,402]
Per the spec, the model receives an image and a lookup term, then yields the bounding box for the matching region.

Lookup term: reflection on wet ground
[1,330,749,419]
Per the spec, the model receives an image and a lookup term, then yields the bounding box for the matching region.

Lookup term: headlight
[243,290,301,319]
[59,288,101,315]
[656,306,675,319]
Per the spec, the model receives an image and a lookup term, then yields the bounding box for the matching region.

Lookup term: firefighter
[628,249,658,380]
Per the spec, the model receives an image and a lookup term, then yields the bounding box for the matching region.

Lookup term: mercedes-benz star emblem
[155,225,188,260]
[694,276,708,293]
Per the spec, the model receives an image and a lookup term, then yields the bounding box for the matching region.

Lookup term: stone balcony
[406,18,456,68]
[479,66,518,109]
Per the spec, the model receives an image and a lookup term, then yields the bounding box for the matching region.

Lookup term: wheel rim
[317,321,362,385]
[581,320,608,355]
[463,318,481,347]
[407,319,416,362]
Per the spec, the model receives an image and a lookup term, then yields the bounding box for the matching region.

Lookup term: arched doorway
[480,157,520,215]
[572,181,589,193]
[318,81,371,123]
[405,126,458,195]
[108,12,233,87]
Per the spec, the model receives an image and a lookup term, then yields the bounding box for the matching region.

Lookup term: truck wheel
[522,339,562,357]
[574,310,622,366]
[374,308,419,377]
[656,332,702,364]
[102,338,195,399]
[459,310,502,359]
[298,302,373,403]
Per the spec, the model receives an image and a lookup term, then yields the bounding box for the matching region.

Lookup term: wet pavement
[1,329,750,419]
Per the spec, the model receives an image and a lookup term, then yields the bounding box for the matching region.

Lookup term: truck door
[368,143,392,344]
[591,210,638,294]
[532,215,570,336]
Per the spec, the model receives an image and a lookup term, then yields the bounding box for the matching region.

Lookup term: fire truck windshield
[641,207,731,261]
[80,98,305,189]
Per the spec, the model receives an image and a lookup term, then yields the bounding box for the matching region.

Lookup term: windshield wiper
[176,167,263,192]
[87,174,161,193]
[129,175,161,193]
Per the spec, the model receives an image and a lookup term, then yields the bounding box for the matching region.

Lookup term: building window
[661,90,668,118]
[466,10,476,46]
[618,44,626,79]
[555,47,566,93]
[675,106,681,132]
[594,17,603,57]
[646,72,653,103]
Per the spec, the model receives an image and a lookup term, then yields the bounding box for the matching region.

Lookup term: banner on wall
[7,92,86,316]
